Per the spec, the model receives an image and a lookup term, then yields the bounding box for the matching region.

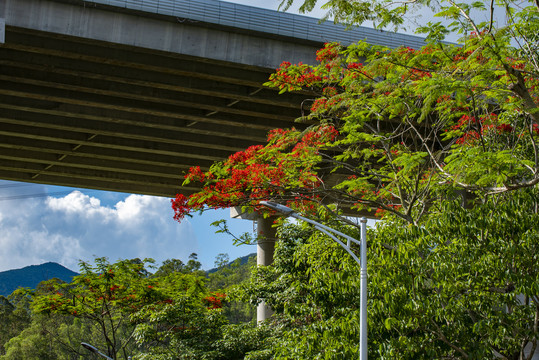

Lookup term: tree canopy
[174,0,539,225]
[0,255,261,360]
[234,190,539,359]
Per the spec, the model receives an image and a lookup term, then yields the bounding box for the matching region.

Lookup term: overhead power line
[0,183,36,189]
[0,190,93,201]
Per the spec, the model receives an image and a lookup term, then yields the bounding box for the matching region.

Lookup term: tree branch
[430,319,470,359]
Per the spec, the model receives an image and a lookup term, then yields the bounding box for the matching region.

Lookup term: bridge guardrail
[91,0,427,49]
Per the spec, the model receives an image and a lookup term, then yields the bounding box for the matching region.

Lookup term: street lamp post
[260,201,368,360]
[81,342,114,360]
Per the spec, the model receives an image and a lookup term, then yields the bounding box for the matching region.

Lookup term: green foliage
[132,293,227,359]
[29,258,165,359]
[0,294,30,356]
[131,254,267,359]
[0,254,267,360]
[1,313,96,360]
[236,223,363,359]
[236,189,539,359]
[212,322,275,360]
[2,323,58,360]
[368,190,539,359]
[154,253,204,277]
[207,254,256,324]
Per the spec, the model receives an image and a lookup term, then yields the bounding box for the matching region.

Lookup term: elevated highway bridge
[0,0,426,197]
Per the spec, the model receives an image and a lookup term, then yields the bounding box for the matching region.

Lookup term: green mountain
[206,253,256,274]
[0,262,78,296]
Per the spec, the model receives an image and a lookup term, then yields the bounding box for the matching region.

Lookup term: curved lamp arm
[260,201,366,265]
[81,343,114,360]
[260,200,368,360]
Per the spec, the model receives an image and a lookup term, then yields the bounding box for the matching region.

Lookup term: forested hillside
[0,262,78,296]
[0,253,258,359]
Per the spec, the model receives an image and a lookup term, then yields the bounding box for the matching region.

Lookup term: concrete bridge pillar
[231,208,277,322]
[256,215,277,322]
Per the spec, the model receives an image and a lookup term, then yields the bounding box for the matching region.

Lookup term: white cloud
[0,190,199,272]
[47,191,111,217]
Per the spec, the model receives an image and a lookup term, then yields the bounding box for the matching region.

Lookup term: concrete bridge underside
[0,0,324,197]
[0,26,305,197]
[0,0,427,197]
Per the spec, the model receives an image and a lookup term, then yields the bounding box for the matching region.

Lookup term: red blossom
[171,194,190,222]
[322,87,338,97]
[172,125,339,221]
[496,123,513,133]
[204,292,226,309]
[311,98,327,112]
[316,43,340,62]
[184,166,205,182]
[347,62,362,69]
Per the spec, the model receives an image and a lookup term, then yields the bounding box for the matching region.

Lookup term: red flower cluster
[204,293,226,309]
[316,42,340,62]
[397,46,416,55]
[184,166,206,183]
[347,62,362,69]
[172,125,339,221]
[171,194,190,222]
[452,113,518,145]
[322,86,338,97]
[311,98,327,112]
[451,114,476,131]
[496,123,513,133]
[455,130,480,145]
[271,66,323,90]
[402,68,432,81]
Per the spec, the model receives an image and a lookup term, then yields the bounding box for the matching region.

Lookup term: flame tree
[173,3,539,225]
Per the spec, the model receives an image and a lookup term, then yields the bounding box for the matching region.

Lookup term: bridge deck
[0,0,425,197]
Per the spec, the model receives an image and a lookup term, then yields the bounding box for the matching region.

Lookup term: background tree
[1,284,103,360]
[131,270,225,360]
[0,254,266,360]
[131,255,266,359]
[30,258,162,360]
[207,253,256,324]
[1,313,97,360]
[0,293,30,356]
[153,253,203,277]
